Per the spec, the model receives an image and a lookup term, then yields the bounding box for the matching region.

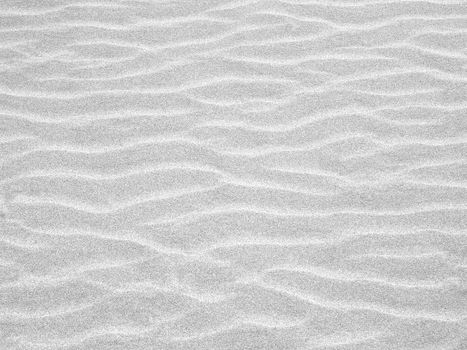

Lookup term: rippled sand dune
[1,0,467,349]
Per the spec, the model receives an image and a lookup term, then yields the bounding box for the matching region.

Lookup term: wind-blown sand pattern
[1,0,467,349]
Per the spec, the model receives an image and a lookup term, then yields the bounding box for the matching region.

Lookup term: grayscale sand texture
[1,1,467,349]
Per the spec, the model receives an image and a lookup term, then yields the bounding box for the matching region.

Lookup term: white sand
[1,0,466,349]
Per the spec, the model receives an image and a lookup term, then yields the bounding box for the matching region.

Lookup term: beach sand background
[0,0,466,349]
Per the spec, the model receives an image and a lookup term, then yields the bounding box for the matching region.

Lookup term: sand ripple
[1,0,466,349]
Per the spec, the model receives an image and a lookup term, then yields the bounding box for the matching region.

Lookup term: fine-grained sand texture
[1,1,467,349]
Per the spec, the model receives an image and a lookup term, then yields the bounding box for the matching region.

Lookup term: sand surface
[1,1,467,349]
